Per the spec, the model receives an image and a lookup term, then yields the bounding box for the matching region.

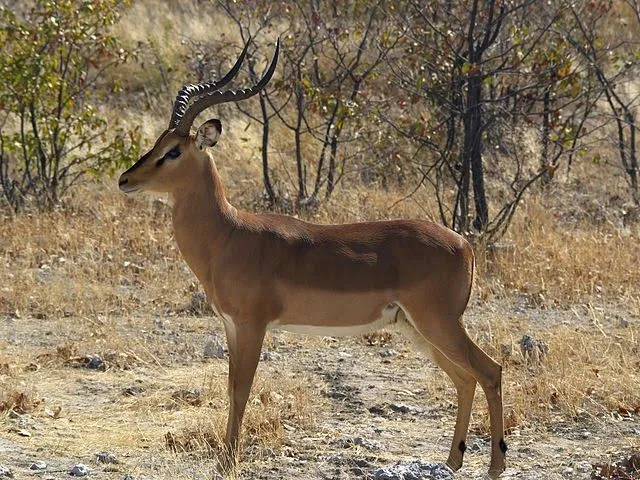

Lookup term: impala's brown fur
[118,41,506,478]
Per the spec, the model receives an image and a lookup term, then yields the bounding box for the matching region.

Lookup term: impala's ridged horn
[169,38,251,132]
[171,38,280,138]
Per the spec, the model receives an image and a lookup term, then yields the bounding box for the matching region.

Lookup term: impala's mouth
[118,177,140,193]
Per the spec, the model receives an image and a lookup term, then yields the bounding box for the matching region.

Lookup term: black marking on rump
[458,440,466,454]
[499,438,508,454]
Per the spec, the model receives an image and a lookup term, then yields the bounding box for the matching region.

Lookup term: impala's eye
[165,146,181,159]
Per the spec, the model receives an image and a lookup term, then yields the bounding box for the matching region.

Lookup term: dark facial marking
[156,146,181,168]
[458,440,466,454]
[122,131,171,175]
[499,438,508,454]
[165,146,181,159]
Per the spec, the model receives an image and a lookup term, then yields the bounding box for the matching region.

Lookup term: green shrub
[0,0,139,212]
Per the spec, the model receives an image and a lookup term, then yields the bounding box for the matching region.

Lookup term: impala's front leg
[220,320,265,471]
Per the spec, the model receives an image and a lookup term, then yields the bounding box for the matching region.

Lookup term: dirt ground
[1,297,638,480]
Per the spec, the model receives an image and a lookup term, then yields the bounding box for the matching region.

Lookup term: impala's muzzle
[118,168,141,193]
[118,176,134,193]
[118,148,151,193]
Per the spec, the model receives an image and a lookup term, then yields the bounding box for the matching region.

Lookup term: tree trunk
[466,72,488,232]
[258,94,276,205]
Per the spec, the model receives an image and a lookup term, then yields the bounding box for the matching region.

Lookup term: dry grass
[0,384,41,414]
[482,314,639,431]
[476,196,640,306]
[3,180,637,322]
[0,325,315,474]
[2,180,637,440]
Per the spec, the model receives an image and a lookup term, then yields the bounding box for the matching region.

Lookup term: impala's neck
[170,153,236,286]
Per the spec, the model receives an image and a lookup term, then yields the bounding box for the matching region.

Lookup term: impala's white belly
[269,302,400,337]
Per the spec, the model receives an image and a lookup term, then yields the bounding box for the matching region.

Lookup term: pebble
[371,461,454,480]
[84,354,106,370]
[95,451,118,464]
[379,349,398,358]
[121,385,144,396]
[153,318,167,330]
[389,403,423,415]
[261,350,280,361]
[354,436,383,451]
[0,465,13,478]
[203,339,226,358]
[30,461,47,470]
[69,463,89,477]
[576,461,592,472]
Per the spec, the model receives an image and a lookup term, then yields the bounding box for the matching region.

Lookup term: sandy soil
[1,300,638,480]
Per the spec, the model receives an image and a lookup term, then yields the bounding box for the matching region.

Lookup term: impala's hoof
[445,458,463,472]
[488,464,506,479]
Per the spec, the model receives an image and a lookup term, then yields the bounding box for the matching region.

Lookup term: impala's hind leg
[396,315,477,471]
[431,348,477,470]
[400,308,506,478]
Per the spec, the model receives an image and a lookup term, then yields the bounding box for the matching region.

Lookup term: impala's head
[118,38,279,194]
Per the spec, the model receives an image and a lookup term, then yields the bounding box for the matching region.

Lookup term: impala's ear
[195,119,222,150]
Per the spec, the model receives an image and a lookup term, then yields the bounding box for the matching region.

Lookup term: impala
[118,39,507,478]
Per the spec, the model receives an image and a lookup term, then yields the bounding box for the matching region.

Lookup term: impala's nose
[118,175,139,193]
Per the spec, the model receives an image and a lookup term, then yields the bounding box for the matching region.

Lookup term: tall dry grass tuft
[0,185,187,318]
[0,383,41,414]
[162,373,316,461]
[458,310,640,437]
[478,195,640,305]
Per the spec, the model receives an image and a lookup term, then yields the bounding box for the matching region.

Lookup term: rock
[389,403,423,415]
[203,338,226,359]
[369,405,386,415]
[576,461,592,472]
[354,436,383,451]
[68,354,106,371]
[0,465,13,478]
[331,436,384,451]
[121,385,144,396]
[261,350,280,361]
[171,388,202,406]
[372,461,454,480]
[153,318,167,330]
[69,463,89,476]
[30,461,47,470]
[95,451,118,464]
[85,354,105,370]
[379,349,398,358]
[519,335,549,364]
[122,475,135,480]
[324,454,345,464]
